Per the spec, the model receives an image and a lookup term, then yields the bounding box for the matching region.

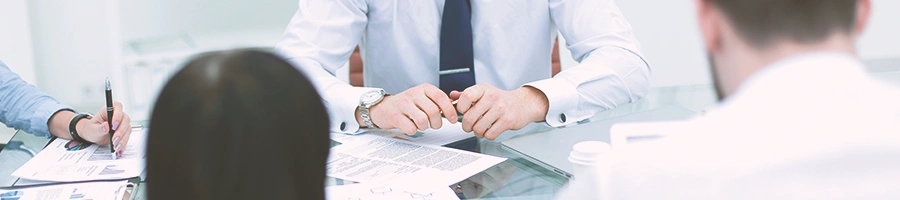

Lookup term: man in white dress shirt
[607,0,900,199]
[275,0,650,140]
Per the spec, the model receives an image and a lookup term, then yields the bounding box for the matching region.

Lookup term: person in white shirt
[275,0,650,140]
[606,0,900,199]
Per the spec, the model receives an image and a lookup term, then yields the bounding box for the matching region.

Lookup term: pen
[105,78,116,159]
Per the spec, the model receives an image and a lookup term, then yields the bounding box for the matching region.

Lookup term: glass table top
[0,83,721,199]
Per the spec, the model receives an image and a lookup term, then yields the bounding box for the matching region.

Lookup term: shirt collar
[715,51,866,112]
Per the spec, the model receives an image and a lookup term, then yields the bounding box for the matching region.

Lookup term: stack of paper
[12,130,147,182]
[327,136,506,191]
[326,183,459,200]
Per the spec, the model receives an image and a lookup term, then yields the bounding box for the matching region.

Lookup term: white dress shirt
[275,0,650,133]
[607,52,900,199]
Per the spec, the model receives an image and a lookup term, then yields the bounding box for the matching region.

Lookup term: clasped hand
[365,83,547,140]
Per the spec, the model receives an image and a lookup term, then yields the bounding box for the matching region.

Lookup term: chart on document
[12,130,147,182]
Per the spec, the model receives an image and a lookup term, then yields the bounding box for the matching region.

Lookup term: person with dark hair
[146,49,331,200]
[0,59,132,155]
[598,0,900,199]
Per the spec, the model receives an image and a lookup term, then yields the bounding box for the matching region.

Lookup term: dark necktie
[439,0,476,94]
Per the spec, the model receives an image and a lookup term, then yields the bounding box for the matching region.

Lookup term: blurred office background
[1,0,898,143]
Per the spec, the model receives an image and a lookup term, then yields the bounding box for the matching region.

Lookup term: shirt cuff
[327,86,382,133]
[524,78,581,127]
[32,102,76,138]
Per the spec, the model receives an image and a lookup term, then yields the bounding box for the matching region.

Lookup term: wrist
[356,107,366,127]
[363,95,389,128]
[516,86,549,122]
[75,117,90,141]
[357,92,390,128]
[48,110,77,138]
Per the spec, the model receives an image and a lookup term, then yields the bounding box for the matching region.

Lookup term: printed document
[13,130,147,182]
[327,137,505,188]
[0,180,127,200]
[334,118,473,146]
[326,183,459,200]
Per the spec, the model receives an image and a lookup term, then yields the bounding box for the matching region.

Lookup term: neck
[719,34,857,97]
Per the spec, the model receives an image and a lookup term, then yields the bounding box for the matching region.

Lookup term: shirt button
[559,113,567,123]
[340,122,347,131]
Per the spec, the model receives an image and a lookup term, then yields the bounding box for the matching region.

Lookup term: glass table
[0,84,719,199]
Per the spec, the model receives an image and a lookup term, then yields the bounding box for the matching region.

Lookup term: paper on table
[0,180,127,200]
[327,137,506,188]
[326,183,459,200]
[12,130,147,182]
[331,132,381,145]
[334,118,473,146]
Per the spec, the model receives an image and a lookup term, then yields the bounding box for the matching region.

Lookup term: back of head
[700,0,868,99]
[706,0,858,49]
[147,49,330,200]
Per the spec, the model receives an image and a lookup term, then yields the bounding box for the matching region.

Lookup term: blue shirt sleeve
[0,60,75,138]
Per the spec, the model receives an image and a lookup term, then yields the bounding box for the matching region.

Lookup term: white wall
[857,0,900,60]
[613,0,711,87]
[28,0,121,111]
[0,0,37,84]
[118,0,296,50]
[607,0,900,87]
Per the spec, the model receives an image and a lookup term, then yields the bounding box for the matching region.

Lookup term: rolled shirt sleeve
[0,60,75,137]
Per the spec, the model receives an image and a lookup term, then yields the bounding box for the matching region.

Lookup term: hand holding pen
[71,79,133,157]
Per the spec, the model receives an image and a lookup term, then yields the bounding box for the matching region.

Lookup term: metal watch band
[359,90,387,129]
[361,106,379,129]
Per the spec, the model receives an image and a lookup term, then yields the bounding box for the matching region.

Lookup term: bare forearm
[47,110,86,139]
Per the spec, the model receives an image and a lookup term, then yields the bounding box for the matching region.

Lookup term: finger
[413,97,443,129]
[462,100,492,133]
[473,107,502,137]
[457,86,485,114]
[115,127,132,157]
[96,102,125,131]
[112,114,131,149]
[449,90,462,100]
[391,113,419,135]
[399,100,429,131]
[92,108,105,124]
[483,118,511,141]
[424,86,458,123]
[90,123,111,145]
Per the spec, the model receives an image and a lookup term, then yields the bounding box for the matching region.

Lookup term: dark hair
[146,49,330,200]
[707,0,857,49]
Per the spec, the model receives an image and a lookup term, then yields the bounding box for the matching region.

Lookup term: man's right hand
[357,83,458,135]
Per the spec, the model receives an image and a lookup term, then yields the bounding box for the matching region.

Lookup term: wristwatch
[359,89,388,129]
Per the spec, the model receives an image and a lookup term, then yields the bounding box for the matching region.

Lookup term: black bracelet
[69,113,93,144]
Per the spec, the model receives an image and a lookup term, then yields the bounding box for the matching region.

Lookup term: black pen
[105,78,116,159]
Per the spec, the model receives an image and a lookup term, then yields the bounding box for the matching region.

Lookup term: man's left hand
[451,84,549,140]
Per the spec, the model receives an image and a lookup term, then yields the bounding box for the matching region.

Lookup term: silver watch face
[361,90,384,105]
